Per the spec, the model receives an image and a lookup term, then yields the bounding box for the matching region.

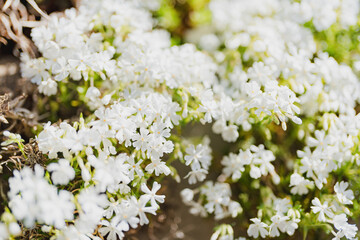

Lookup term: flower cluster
[1,0,360,239]
[291,113,360,191]
[8,165,75,229]
[183,137,212,184]
[221,144,279,183]
[180,0,360,239]
[181,181,242,220]
[31,90,185,238]
[20,0,155,95]
[247,198,301,238]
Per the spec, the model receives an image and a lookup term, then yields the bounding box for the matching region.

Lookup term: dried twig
[0,0,49,56]
[0,94,10,124]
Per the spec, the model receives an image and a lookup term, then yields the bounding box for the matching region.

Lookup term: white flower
[331,229,345,240]
[103,198,120,219]
[180,189,194,203]
[141,181,165,208]
[8,222,21,236]
[289,173,313,195]
[85,87,101,101]
[269,214,289,237]
[145,159,171,176]
[132,128,150,152]
[115,200,140,230]
[0,223,9,240]
[98,218,126,240]
[284,217,300,236]
[38,78,57,96]
[56,224,97,240]
[91,153,131,192]
[247,218,268,238]
[333,214,358,239]
[37,122,67,159]
[228,201,242,218]
[334,181,354,205]
[311,197,334,222]
[184,143,211,169]
[47,159,75,185]
[185,169,208,184]
[52,57,69,81]
[307,130,333,151]
[77,186,108,217]
[221,125,239,142]
[273,198,292,215]
[249,165,262,179]
[126,157,144,180]
[130,196,157,226]
[221,153,244,181]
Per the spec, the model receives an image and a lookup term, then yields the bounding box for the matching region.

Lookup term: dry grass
[0,0,48,56]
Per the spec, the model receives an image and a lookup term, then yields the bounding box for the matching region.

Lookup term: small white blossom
[47,159,75,185]
[141,182,165,208]
[311,197,335,222]
[334,181,354,205]
[247,218,268,238]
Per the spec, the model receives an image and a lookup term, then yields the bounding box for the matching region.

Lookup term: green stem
[16,141,27,159]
